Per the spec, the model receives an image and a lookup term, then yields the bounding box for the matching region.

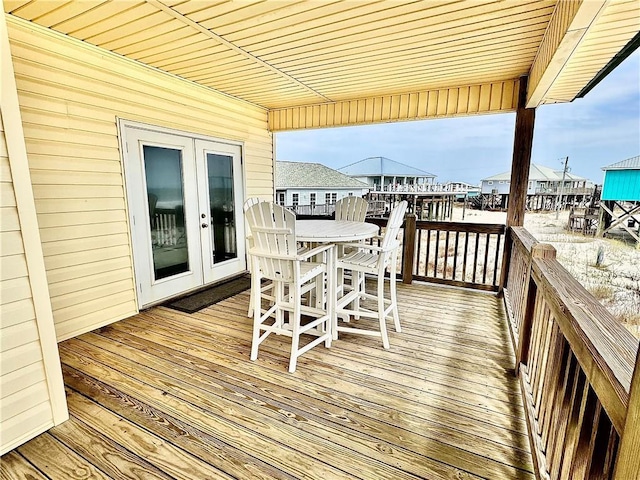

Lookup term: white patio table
[296,219,379,244]
[296,220,380,337]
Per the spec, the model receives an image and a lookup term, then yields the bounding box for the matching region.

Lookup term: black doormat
[164,275,252,314]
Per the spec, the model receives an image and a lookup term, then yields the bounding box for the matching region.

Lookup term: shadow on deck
[8,282,534,479]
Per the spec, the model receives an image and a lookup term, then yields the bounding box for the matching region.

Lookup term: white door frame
[119,119,247,308]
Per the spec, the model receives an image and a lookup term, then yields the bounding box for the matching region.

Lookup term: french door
[122,122,245,307]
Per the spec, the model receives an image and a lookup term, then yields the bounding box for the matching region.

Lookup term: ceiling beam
[526,0,608,108]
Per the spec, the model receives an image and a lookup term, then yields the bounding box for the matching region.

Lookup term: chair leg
[274,281,285,331]
[353,271,364,319]
[390,251,401,333]
[325,251,334,348]
[247,279,254,317]
[289,283,301,373]
[378,274,390,349]
[250,266,262,361]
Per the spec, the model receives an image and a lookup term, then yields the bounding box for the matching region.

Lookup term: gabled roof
[602,155,640,171]
[276,161,369,189]
[338,157,435,178]
[482,164,588,182]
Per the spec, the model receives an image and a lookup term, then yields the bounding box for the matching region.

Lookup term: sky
[275,51,640,186]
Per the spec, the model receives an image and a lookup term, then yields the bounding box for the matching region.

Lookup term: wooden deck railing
[503,226,640,479]
[411,220,504,291]
[367,214,505,291]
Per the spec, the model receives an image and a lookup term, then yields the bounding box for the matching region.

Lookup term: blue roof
[337,157,435,177]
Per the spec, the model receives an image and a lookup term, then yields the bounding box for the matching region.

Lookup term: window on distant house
[325,193,331,204]
[310,193,316,208]
[292,193,299,207]
[277,191,285,205]
[487,181,493,185]
[331,193,337,204]
[348,192,353,196]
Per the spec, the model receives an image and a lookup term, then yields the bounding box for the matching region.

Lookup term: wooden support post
[506,75,536,228]
[462,194,467,220]
[500,75,536,294]
[614,345,640,479]
[598,200,614,236]
[402,214,417,284]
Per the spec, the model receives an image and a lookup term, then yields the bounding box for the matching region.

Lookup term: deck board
[3,282,534,479]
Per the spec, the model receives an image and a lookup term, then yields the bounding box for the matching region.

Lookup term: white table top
[296,220,379,243]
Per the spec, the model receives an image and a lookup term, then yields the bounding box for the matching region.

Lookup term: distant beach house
[480,164,593,195]
[337,156,435,191]
[601,155,640,202]
[599,155,640,243]
[275,161,369,212]
[443,181,481,196]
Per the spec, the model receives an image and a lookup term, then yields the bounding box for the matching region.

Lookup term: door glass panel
[207,153,237,264]
[143,145,189,280]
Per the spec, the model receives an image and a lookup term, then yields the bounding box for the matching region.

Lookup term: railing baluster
[443,231,450,279]
[600,421,619,479]
[550,358,582,477]
[560,373,594,478]
[425,229,431,278]
[566,388,599,478]
[433,230,439,277]
[538,322,561,429]
[452,231,459,281]
[492,232,501,286]
[416,229,423,276]
[482,232,490,284]
[472,233,479,283]
[462,231,469,282]
[534,305,554,410]
[528,296,546,396]
[542,339,570,449]
[532,303,552,409]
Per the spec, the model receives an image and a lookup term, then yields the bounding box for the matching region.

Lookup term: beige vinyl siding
[268,80,520,131]
[0,118,54,455]
[6,17,273,341]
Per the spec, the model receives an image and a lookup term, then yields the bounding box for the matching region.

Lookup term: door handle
[202,223,209,228]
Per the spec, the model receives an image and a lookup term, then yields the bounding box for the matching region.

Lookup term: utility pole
[555,156,569,219]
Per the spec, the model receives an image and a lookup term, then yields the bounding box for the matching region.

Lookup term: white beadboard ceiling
[4,0,639,128]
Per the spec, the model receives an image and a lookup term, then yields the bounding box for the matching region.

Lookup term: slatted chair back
[245,202,298,283]
[243,196,261,213]
[380,201,408,252]
[334,196,368,222]
[244,197,273,317]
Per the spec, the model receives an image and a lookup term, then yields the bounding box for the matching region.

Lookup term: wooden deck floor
[3,282,534,479]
